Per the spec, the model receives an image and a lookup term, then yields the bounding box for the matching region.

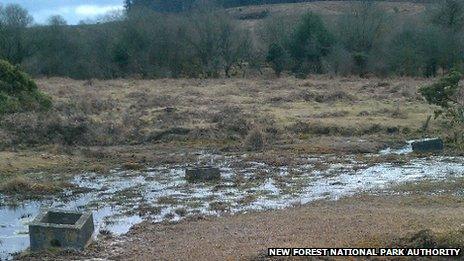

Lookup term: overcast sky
[1,0,124,24]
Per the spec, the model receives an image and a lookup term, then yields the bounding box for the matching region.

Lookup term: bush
[212,106,250,137]
[289,13,333,75]
[0,59,51,114]
[420,70,464,147]
[244,127,265,151]
[266,43,286,77]
[420,70,461,108]
[352,52,369,76]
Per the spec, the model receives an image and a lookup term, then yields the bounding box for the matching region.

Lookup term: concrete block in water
[185,166,221,182]
[411,138,444,153]
[29,209,94,251]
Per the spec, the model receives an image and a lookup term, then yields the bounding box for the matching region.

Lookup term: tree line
[0,0,463,79]
[124,0,438,13]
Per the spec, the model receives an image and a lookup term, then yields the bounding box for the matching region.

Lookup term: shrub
[244,127,265,151]
[420,70,464,147]
[0,60,51,114]
[212,106,250,137]
[266,43,286,77]
[420,70,461,108]
[352,52,369,76]
[289,13,333,75]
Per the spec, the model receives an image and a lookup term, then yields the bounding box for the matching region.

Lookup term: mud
[1,149,464,259]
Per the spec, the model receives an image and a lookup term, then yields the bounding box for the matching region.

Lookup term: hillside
[225,0,430,53]
[227,0,428,32]
[228,1,427,18]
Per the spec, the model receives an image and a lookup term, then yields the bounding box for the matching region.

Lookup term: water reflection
[1,153,463,260]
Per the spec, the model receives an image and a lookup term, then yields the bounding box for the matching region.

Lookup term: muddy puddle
[1,150,464,259]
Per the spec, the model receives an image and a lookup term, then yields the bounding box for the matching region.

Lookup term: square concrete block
[185,166,221,182]
[29,209,94,251]
[412,138,444,153]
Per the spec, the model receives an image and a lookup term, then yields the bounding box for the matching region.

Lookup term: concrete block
[185,166,221,182]
[29,209,94,251]
[412,138,444,153]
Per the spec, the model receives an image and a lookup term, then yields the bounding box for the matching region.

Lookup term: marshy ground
[1,76,463,260]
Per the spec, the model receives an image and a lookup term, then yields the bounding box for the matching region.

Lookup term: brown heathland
[0,76,448,197]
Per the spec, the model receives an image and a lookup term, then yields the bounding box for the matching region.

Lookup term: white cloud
[32,4,123,24]
[75,4,123,16]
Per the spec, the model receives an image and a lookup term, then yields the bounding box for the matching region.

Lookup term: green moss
[0,59,52,114]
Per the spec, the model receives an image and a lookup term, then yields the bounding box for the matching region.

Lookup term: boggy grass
[0,76,436,151]
[288,121,405,136]
[0,176,70,198]
[393,177,464,196]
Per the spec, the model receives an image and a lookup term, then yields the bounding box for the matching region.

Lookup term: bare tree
[338,1,390,53]
[185,8,251,77]
[0,4,33,64]
[337,1,390,75]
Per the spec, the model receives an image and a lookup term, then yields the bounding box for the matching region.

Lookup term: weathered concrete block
[29,209,94,251]
[411,138,444,153]
[185,166,221,182]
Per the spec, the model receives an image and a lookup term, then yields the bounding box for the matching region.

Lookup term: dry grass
[15,76,437,150]
[390,229,464,249]
[0,76,447,196]
[0,151,73,174]
[0,176,67,198]
[393,177,464,196]
[243,127,266,151]
[121,162,145,171]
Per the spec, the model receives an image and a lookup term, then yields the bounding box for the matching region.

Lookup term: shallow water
[1,152,463,260]
[379,137,441,155]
